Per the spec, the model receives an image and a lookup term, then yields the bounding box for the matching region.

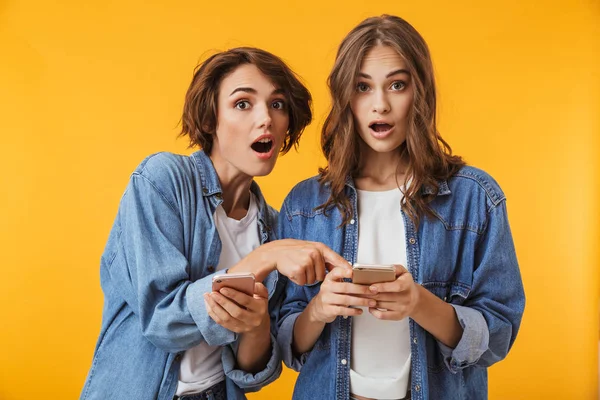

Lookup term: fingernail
[369,286,378,293]
[369,301,377,307]
[220,289,230,296]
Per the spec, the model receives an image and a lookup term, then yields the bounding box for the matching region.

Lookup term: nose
[257,104,272,131]
[372,90,390,114]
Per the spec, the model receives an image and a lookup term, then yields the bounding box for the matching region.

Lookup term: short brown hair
[180,47,312,154]
[318,15,464,227]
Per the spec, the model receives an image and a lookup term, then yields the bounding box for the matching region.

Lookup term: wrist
[306,297,324,324]
[255,243,277,281]
[233,245,276,282]
[244,317,271,339]
[410,284,427,318]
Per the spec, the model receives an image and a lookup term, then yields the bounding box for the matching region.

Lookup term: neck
[355,142,408,191]
[210,153,253,219]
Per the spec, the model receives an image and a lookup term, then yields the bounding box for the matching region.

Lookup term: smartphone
[352,263,396,285]
[212,272,255,296]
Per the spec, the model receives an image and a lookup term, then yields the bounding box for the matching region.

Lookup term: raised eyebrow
[358,69,410,80]
[229,87,257,96]
[386,69,410,79]
[230,87,286,97]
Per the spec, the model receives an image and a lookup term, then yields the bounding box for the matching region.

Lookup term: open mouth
[369,123,393,132]
[251,137,274,153]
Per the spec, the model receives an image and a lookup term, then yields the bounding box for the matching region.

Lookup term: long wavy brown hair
[317,15,465,227]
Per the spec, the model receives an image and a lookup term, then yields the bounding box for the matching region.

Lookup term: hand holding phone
[205,273,268,335]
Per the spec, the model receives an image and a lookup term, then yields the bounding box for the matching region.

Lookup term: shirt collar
[191,150,272,228]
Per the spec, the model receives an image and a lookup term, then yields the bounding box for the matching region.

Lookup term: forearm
[228,243,276,282]
[411,285,463,348]
[292,300,326,355]
[235,322,272,373]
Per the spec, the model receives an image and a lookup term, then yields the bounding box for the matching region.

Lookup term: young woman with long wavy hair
[276,15,525,400]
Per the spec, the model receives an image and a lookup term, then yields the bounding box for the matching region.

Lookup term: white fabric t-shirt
[176,193,260,396]
[350,188,411,400]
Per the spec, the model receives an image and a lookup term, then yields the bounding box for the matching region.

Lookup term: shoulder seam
[453,170,505,207]
[131,172,181,216]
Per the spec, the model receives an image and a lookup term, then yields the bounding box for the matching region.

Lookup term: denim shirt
[276,166,525,400]
[81,151,283,400]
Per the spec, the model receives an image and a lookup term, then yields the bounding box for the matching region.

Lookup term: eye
[391,81,406,91]
[272,100,286,110]
[235,100,251,110]
[356,82,370,93]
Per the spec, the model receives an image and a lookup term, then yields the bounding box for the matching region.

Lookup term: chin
[252,169,273,178]
[366,142,403,154]
[246,163,277,178]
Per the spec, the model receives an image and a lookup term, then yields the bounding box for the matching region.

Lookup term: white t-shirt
[176,193,260,395]
[350,188,411,400]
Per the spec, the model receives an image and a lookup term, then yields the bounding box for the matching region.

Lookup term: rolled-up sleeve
[221,333,282,392]
[437,305,489,371]
[438,200,525,373]
[277,310,310,372]
[107,170,235,353]
[221,274,286,391]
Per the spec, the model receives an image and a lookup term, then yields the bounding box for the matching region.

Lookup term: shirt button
[215,193,223,200]
[343,315,348,319]
[202,188,208,194]
[413,338,417,344]
[341,359,347,365]
[207,266,215,273]
[350,219,355,225]
[415,384,421,392]
[174,354,182,362]
[409,238,416,245]
[443,296,448,302]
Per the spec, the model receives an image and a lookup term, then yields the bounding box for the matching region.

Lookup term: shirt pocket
[421,281,471,373]
[422,281,471,305]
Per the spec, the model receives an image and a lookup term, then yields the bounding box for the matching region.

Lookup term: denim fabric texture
[276,167,525,400]
[81,151,283,400]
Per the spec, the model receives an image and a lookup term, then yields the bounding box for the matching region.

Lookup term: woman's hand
[204,282,269,334]
[366,265,464,348]
[292,266,375,355]
[366,264,421,320]
[249,239,350,286]
[307,266,376,323]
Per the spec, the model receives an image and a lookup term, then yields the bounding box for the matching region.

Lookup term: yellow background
[1,0,598,398]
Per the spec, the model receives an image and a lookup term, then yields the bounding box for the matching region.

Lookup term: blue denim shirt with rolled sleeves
[276,166,525,400]
[81,151,283,400]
